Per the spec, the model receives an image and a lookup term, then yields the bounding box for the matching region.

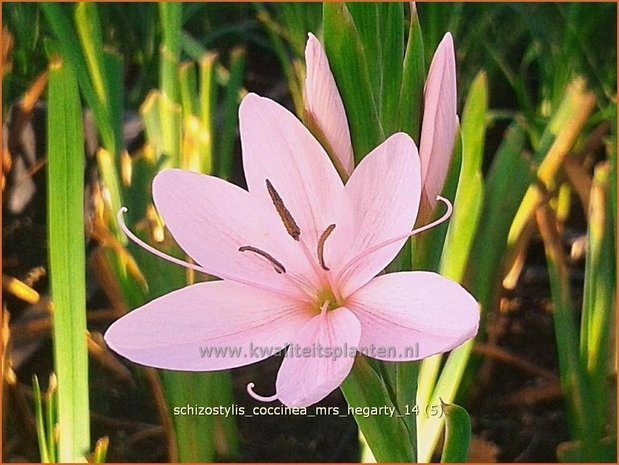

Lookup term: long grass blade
[216,47,245,180]
[198,52,217,174]
[41,3,115,154]
[536,203,593,456]
[159,2,182,105]
[398,3,425,141]
[468,122,529,314]
[45,374,58,462]
[580,163,616,445]
[74,3,108,114]
[32,375,50,463]
[47,58,90,462]
[379,2,404,135]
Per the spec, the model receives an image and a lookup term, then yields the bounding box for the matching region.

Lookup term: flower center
[315,288,342,313]
[238,179,342,302]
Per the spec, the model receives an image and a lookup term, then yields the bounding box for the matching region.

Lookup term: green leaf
[440,71,487,281]
[41,3,115,154]
[74,2,126,243]
[379,2,405,135]
[159,2,182,104]
[420,90,486,457]
[416,353,442,410]
[417,340,474,462]
[536,204,594,456]
[162,372,217,462]
[179,61,198,118]
[157,4,182,169]
[74,3,108,113]
[216,47,245,180]
[102,50,125,159]
[255,5,304,117]
[140,91,164,159]
[159,90,183,169]
[140,90,182,168]
[580,164,615,446]
[469,122,529,313]
[32,376,50,463]
[323,2,383,161]
[159,2,181,56]
[440,401,471,463]
[209,372,240,459]
[50,2,126,247]
[609,103,617,247]
[394,361,419,452]
[45,375,57,462]
[276,2,322,55]
[399,2,425,142]
[346,3,381,106]
[47,59,90,462]
[198,52,217,174]
[340,357,415,462]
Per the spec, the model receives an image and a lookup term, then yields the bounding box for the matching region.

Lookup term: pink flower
[303,33,354,180]
[419,33,458,217]
[303,31,458,216]
[104,92,479,408]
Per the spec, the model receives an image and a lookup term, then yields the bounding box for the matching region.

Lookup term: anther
[239,245,286,274]
[265,179,301,240]
[317,224,336,271]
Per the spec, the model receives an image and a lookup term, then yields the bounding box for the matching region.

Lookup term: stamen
[317,224,336,271]
[118,208,311,302]
[239,245,286,274]
[320,300,330,316]
[335,196,453,286]
[117,207,208,274]
[247,382,278,403]
[265,179,301,240]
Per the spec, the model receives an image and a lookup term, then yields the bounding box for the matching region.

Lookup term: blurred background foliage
[4,2,616,123]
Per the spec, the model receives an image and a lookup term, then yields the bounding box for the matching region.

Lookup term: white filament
[116,207,306,301]
[335,196,454,286]
[246,382,278,403]
[117,207,208,274]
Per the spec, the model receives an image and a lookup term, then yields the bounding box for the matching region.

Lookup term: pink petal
[152,168,316,296]
[346,271,479,361]
[419,32,458,214]
[104,281,312,371]
[304,33,354,178]
[275,306,361,407]
[328,133,421,297]
[240,93,344,252]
